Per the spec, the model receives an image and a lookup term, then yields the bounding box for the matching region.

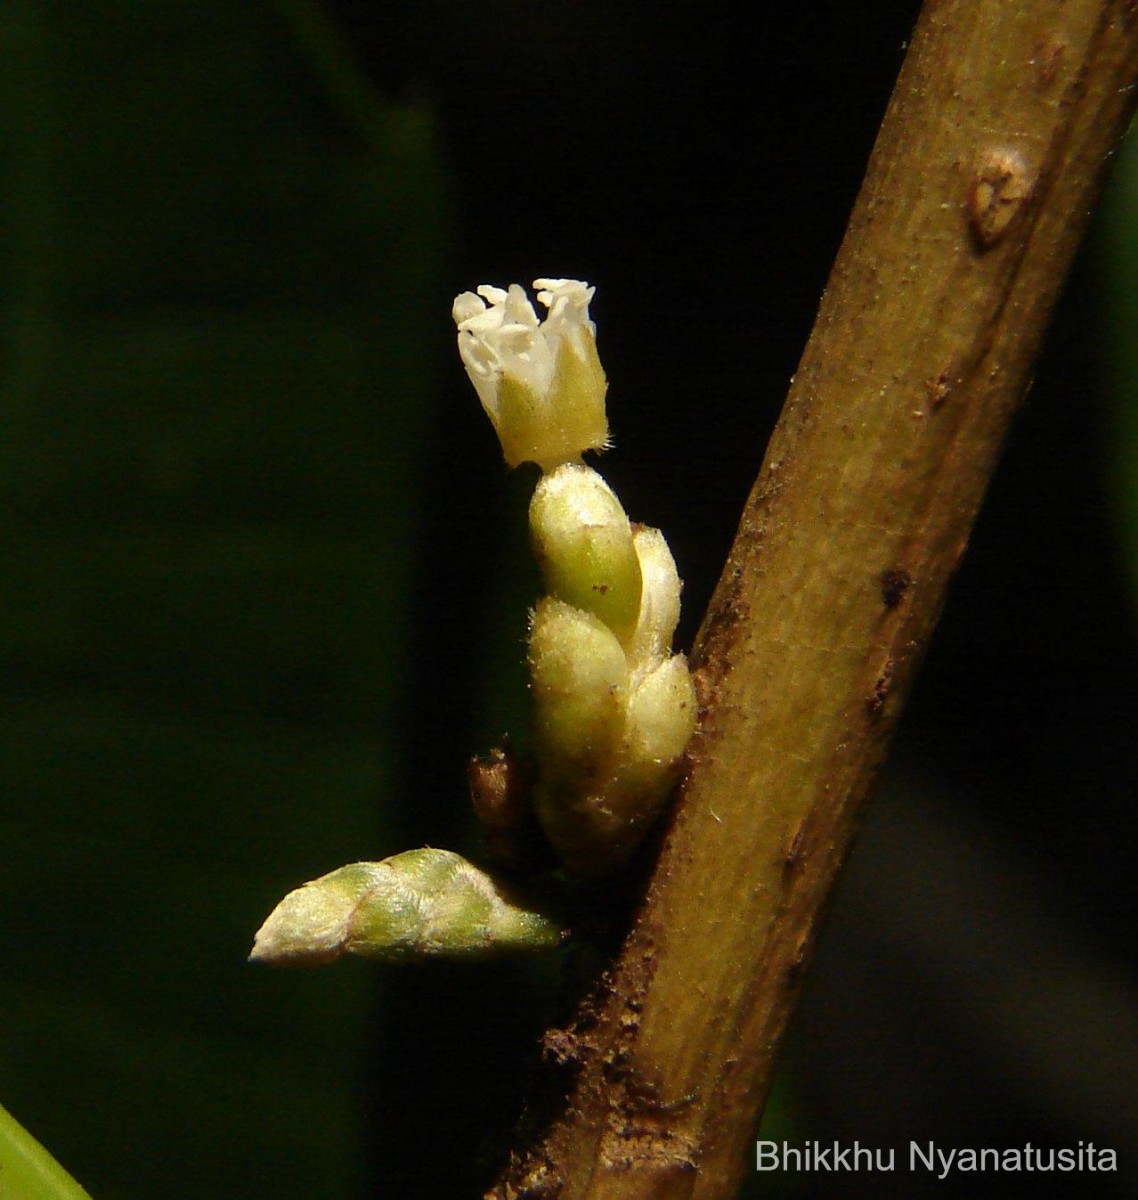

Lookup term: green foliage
[0,1102,91,1200]
[0,1,447,1196]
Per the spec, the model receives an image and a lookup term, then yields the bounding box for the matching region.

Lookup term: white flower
[452,278,608,471]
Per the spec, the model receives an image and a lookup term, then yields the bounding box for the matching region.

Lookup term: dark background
[2,2,1135,1197]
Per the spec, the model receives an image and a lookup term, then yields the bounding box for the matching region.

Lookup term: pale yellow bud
[249,849,563,965]
[622,653,698,779]
[528,597,628,789]
[540,654,697,876]
[627,526,683,672]
[529,463,642,646]
[453,279,608,471]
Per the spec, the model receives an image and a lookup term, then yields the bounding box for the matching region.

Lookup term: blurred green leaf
[1,1,448,1196]
[0,1101,92,1200]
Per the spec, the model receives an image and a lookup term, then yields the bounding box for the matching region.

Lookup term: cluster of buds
[250,277,694,967]
[456,280,697,877]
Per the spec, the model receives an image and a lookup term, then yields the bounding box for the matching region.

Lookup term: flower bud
[453,279,608,471]
[528,597,628,789]
[529,463,642,646]
[538,654,697,876]
[621,653,698,782]
[628,526,683,671]
[249,849,564,965]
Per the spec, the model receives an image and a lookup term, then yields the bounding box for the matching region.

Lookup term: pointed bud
[529,463,642,646]
[453,279,608,471]
[627,526,684,671]
[250,849,563,965]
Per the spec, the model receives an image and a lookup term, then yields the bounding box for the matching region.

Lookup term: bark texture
[491,2,1138,1197]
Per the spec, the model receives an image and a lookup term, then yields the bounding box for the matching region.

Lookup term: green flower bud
[529,463,642,645]
[453,279,608,471]
[528,597,628,789]
[249,849,564,965]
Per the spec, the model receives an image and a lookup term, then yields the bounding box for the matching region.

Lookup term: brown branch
[490,3,1138,1198]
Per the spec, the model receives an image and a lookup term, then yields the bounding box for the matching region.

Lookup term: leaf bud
[249,849,564,965]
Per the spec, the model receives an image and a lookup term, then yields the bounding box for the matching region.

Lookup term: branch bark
[491,2,1138,1197]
